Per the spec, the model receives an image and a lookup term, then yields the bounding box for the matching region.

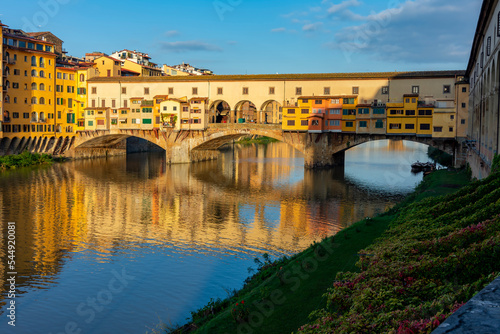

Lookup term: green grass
[166,169,471,334]
[0,151,55,171]
[235,136,280,145]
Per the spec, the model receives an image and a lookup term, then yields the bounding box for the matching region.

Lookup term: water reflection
[0,140,428,333]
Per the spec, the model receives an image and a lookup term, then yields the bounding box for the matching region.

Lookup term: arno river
[0,140,433,333]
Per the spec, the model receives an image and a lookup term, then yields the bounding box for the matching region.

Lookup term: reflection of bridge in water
[65,123,459,168]
[0,145,396,305]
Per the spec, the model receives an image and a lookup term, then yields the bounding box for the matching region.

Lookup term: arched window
[31,69,37,77]
[4,67,10,75]
[39,57,44,68]
[80,74,85,82]
[40,112,45,121]
[5,80,10,88]
[24,83,28,90]
[39,70,45,78]
[4,95,10,103]
[3,111,10,122]
[39,83,45,91]
[31,97,37,104]
[31,82,37,90]
[39,97,45,105]
[31,112,38,122]
[31,56,37,66]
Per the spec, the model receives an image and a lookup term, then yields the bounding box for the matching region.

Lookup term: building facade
[466,0,500,178]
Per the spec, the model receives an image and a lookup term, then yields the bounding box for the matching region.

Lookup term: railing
[3,117,10,122]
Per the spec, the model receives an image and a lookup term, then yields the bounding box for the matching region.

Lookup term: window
[301,109,309,114]
[191,87,197,95]
[124,100,128,108]
[352,86,359,94]
[91,87,97,94]
[329,109,341,115]
[31,56,37,66]
[12,82,19,89]
[144,87,150,95]
[301,120,308,126]
[122,87,127,94]
[434,126,443,132]
[287,120,295,126]
[112,100,116,108]
[412,86,419,94]
[331,99,340,104]
[389,123,401,129]
[311,120,319,126]
[269,87,275,95]
[343,98,355,104]
[405,124,414,130]
[358,108,370,114]
[443,85,451,94]
[375,120,384,128]
[80,74,85,82]
[315,100,322,105]
[330,120,340,126]
[462,87,467,93]
[143,119,152,124]
[13,69,20,75]
[242,87,249,95]
[101,100,106,108]
[40,83,45,91]
[343,109,356,115]
[418,109,432,116]
[461,119,466,124]
[13,112,19,119]
[23,113,29,119]
[296,87,302,95]
[449,127,454,132]
[498,12,500,36]
[168,87,174,94]
[405,110,415,116]
[420,123,430,130]
[450,115,455,120]
[39,57,44,68]
[39,97,45,105]
[324,87,330,95]
[287,108,296,115]
[345,121,354,127]
[217,87,223,95]
[97,120,105,126]
[382,86,389,94]
[487,36,492,56]
[359,121,367,128]
[373,108,385,115]
[302,99,308,104]
[462,103,466,108]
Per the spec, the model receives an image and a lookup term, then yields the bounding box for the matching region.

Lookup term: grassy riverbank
[235,136,280,145]
[0,151,56,170]
[165,167,485,334]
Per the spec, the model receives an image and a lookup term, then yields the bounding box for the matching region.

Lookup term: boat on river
[411,161,436,173]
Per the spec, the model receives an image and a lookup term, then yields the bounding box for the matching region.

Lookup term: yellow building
[282,97,311,131]
[162,64,191,76]
[431,100,455,138]
[94,56,121,77]
[75,65,97,132]
[2,26,57,140]
[55,66,78,137]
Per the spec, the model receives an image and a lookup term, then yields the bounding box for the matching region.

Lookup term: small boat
[411,161,436,173]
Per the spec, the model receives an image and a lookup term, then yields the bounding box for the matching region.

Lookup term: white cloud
[271,27,287,33]
[164,30,180,37]
[327,0,362,14]
[303,22,324,32]
[160,41,222,53]
[329,0,481,64]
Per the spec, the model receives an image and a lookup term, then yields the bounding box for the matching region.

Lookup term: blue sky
[1,0,483,74]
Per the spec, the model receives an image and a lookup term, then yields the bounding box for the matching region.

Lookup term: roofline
[88,70,465,83]
[466,0,496,76]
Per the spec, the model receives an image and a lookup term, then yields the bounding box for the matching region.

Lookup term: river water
[0,140,433,333]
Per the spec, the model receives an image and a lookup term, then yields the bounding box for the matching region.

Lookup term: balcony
[3,117,10,123]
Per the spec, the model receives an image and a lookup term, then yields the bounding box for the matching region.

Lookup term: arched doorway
[234,100,257,123]
[260,100,282,124]
[209,100,231,123]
